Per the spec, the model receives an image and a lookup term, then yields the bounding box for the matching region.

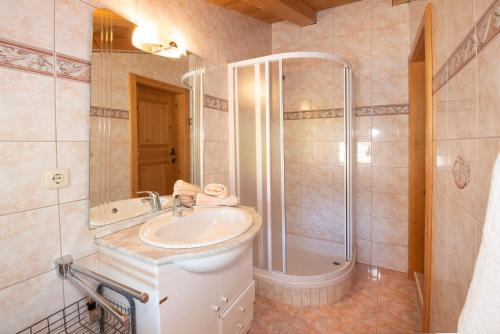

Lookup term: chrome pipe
[70,264,149,304]
[68,273,129,325]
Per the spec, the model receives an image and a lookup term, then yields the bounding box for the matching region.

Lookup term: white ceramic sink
[90,196,171,227]
[139,207,253,249]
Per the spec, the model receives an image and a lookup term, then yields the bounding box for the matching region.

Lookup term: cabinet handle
[211,305,220,312]
[221,296,229,303]
[237,323,244,329]
[239,306,246,312]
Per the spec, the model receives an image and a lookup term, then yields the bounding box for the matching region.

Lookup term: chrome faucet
[172,194,195,217]
[137,191,161,211]
[172,194,183,217]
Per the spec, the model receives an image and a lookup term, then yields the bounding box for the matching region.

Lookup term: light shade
[132,24,186,58]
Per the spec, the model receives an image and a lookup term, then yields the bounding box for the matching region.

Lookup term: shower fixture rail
[50,255,149,333]
[17,296,131,334]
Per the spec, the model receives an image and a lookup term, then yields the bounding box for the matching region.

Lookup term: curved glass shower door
[229,52,354,276]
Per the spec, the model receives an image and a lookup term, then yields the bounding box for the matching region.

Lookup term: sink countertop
[94,206,262,266]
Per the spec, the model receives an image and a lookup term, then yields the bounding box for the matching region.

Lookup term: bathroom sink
[90,196,171,227]
[138,207,253,249]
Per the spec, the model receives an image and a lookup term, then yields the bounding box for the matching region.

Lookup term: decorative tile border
[56,53,91,83]
[283,104,409,120]
[90,106,129,119]
[433,0,499,93]
[0,36,54,77]
[204,94,228,112]
[452,155,471,189]
[0,36,90,83]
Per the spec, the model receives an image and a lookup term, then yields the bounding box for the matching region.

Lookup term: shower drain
[332,261,340,266]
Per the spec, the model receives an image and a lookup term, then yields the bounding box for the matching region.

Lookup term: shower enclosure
[228,52,355,283]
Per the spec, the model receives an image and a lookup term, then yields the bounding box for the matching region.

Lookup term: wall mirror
[90,8,205,228]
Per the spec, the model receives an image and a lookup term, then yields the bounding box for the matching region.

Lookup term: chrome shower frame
[227,52,355,273]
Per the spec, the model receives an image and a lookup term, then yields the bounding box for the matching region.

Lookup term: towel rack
[55,255,149,327]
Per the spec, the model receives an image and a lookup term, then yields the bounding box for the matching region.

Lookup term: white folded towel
[196,193,238,207]
[457,154,500,333]
[204,183,229,198]
[173,180,200,198]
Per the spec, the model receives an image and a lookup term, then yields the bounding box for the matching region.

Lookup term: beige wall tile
[372,241,407,272]
[372,76,408,105]
[0,206,60,289]
[477,36,500,138]
[356,214,372,241]
[333,0,371,36]
[356,238,372,264]
[446,0,475,60]
[446,59,478,139]
[356,165,372,191]
[272,21,300,50]
[430,0,449,75]
[372,166,408,194]
[371,114,408,141]
[476,138,500,222]
[372,217,407,246]
[300,9,334,50]
[371,22,409,56]
[334,30,372,58]
[0,142,58,215]
[60,199,96,260]
[0,69,55,141]
[355,116,372,141]
[372,191,408,221]
[372,141,408,167]
[0,0,54,49]
[372,52,408,80]
[0,269,64,333]
[204,141,228,174]
[56,79,90,141]
[57,142,89,203]
[433,85,448,140]
[357,141,372,165]
[55,0,93,60]
[371,0,409,30]
[356,190,372,216]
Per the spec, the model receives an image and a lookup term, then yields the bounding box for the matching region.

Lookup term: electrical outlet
[45,168,71,189]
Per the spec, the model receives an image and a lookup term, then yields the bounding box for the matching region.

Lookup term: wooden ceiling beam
[241,0,317,26]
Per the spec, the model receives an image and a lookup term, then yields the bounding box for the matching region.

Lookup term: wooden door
[136,83,176,195]
[408,4,433,332]
[130,74,190,197]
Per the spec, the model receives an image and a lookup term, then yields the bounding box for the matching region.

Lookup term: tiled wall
[273,0,411,272]
[0,0,270,331]
[410,0,499,332]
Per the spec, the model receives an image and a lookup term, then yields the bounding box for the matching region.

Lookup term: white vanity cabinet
[98,243,255,334]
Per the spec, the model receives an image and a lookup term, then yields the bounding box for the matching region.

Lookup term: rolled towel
[204,183,229,198]
[196,193,239,207]
[173,180,200,198]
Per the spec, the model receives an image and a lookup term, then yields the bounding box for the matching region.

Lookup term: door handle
[170,147,176,163]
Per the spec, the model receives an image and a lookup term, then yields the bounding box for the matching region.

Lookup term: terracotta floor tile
[249,264,422,334]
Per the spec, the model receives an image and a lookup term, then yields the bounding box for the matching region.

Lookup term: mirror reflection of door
[130,74,190,197]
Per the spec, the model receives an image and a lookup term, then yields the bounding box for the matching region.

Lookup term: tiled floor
[249,264,422,334]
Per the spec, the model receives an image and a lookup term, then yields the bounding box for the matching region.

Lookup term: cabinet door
[160,272,220,334]
[218,246,253,312]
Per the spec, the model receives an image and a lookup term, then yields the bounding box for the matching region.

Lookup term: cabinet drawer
[220,281,255,334]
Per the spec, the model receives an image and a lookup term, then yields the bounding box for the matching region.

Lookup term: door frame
[408,4,433,332]
[129,73,190,196]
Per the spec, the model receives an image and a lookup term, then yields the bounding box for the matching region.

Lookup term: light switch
[44,168,71,189]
